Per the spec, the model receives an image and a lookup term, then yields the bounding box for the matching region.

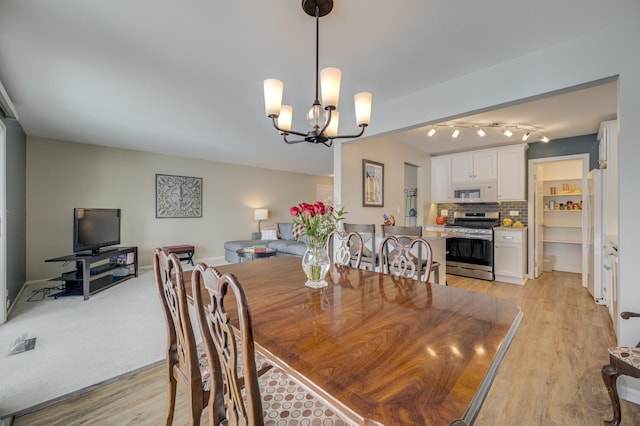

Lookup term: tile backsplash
[436,201,529,226]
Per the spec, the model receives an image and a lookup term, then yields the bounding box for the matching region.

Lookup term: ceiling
[0,1,635,175]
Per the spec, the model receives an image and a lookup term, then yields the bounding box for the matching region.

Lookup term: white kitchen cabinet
[450,149,497,185]
[497,144,527,201]
[430,155,451,203]
[494,227,527,285]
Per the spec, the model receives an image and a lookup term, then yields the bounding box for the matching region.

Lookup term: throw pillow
[261,229,278,240]
[262,223,280,238]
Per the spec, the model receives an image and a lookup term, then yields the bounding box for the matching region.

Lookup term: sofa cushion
[286,243,308,257]
[278,223,294,241]
[267,239,298,253]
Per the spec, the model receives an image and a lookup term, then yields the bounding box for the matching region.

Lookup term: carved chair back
[343,223,377,270]
[326,230,364,269]
[378,235,433,282]
[153,248,208,425]
[191,264,264,426]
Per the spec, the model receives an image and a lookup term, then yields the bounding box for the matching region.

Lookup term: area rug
[0,261,216,418]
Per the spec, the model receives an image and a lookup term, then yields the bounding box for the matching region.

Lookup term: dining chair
[326,230,364,269]
[153,248,209,426]
[602,311,640,426]
[381,225,442,284]
[190,264,347,425]
[343,223,377,271]
[378,235,433,282]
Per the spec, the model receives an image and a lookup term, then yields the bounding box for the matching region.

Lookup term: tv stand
[46,246,138,300]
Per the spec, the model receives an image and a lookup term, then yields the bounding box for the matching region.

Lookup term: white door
[534,164,544,278]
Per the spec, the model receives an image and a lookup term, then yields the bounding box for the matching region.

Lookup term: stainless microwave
[451,183,497,203]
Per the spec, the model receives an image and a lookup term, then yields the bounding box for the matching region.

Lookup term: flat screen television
[73,208,121,255]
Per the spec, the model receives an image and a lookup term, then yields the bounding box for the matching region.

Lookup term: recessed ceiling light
[503,128,513,137]
[522,131,531,141]
[477,128,486,137]
[427,127,437,137]
[452,128,460,138]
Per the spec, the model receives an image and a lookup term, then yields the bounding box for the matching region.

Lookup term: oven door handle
[451,235,493,241]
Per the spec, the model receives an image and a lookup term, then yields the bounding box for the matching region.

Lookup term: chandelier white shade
[263,0,372,147]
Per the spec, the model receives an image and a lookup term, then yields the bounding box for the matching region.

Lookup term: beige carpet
[0,258,225,418]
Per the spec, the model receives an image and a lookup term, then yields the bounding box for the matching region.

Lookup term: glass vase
[302,237,330,288]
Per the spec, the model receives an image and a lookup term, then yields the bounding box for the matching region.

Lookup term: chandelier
[426,122,550,143]
[263,0,372,148]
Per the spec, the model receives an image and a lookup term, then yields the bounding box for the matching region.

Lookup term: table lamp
[254,208,269,232]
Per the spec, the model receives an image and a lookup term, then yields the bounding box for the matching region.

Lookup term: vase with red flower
[290,200,345,288]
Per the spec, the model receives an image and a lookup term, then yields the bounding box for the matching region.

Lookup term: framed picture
[156,174,203,218]
[362,159,384,207]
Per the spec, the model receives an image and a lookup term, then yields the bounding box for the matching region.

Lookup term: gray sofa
[224,222,307,263]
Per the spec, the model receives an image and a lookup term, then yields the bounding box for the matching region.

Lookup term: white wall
[338,21,640,347]
[26,137,331,281]
[338,136,430,231]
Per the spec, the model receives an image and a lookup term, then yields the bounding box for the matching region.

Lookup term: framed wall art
[156,174,203,218]
[362,159,384,207]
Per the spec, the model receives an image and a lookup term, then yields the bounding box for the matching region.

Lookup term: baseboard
[0,415,14,426]
[5,280,29,319]
[620,376,640,405]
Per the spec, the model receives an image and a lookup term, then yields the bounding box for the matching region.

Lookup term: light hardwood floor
[13,271,640,425]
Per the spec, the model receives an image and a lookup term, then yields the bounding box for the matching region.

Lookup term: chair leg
[165,374,177,426]
[602,363,622,426]
[188,392,204,426]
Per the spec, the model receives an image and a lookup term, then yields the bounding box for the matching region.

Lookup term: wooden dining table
[191,255,522,426]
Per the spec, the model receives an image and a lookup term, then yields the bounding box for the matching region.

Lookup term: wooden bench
[162,245,195,265]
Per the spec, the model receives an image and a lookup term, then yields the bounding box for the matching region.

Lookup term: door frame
[527,153,589,282]
[0,120,6,324]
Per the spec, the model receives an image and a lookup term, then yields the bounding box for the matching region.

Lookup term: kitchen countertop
[423,231,448,240]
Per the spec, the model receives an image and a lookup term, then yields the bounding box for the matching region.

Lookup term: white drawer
[494,229,523,244]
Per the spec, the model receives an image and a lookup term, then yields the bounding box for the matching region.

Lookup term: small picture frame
[156,174,203,218]
[362,159,384,207]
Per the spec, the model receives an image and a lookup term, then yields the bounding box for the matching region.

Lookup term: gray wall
[528,134,599,170]
[1,111,26,308]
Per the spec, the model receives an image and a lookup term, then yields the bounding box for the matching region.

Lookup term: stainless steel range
[445,212,500,281]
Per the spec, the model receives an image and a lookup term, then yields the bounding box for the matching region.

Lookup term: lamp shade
[254,209,269,221]
[320,67,341,108]
[326,111,339,138]
[264,79,284,117]
[354,92,372,126]
[277,105,293,132]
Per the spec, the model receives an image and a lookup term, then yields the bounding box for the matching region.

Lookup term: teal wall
[1,110,26,310]
[527,133,599,170]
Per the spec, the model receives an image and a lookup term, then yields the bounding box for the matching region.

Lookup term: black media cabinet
[46,246,138,300]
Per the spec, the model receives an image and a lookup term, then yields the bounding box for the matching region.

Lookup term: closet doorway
[528,154,590,287]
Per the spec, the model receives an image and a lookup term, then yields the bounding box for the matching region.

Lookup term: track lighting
[425,121,549,143]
